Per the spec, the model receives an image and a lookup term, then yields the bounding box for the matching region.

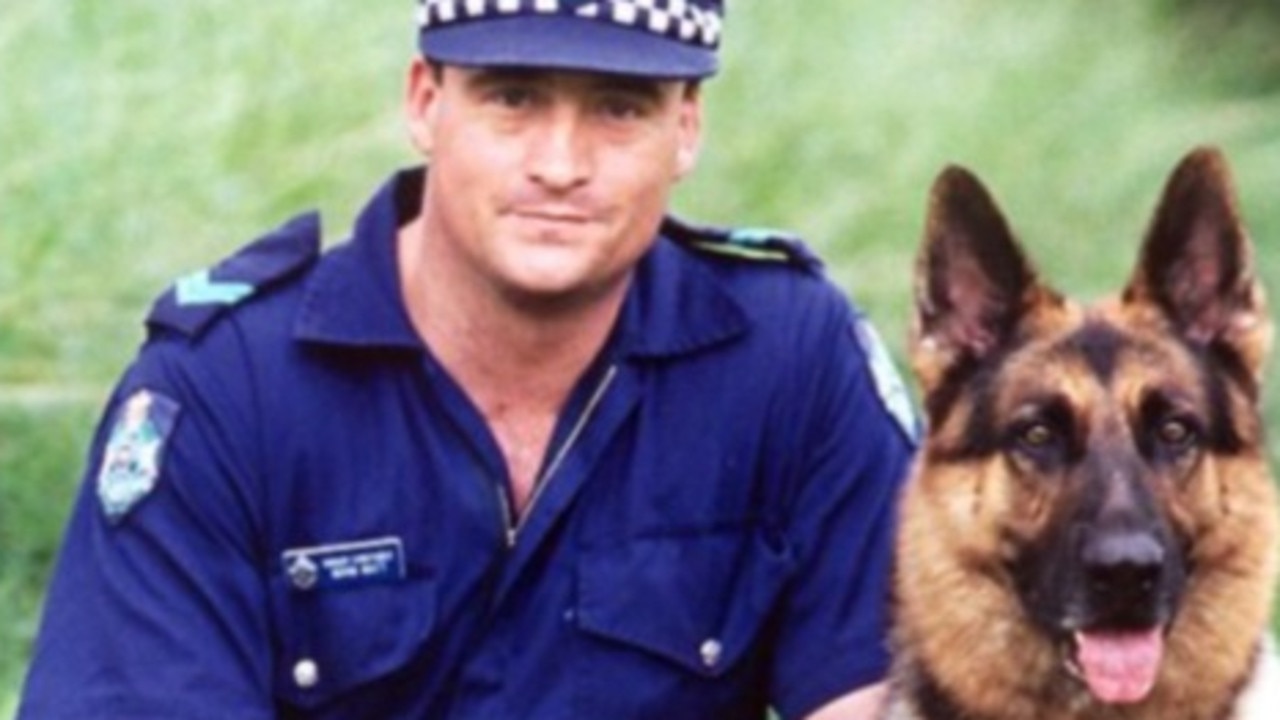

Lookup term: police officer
[20,2,917,718]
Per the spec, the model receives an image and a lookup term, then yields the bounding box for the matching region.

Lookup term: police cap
[417,0,724,79]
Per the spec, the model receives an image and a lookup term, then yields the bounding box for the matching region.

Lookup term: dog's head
[904,147,1276,707]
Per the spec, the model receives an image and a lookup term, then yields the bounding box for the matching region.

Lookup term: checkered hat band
[418,0,722,49]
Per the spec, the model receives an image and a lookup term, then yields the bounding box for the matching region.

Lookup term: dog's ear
[1124,147,1271,378]
[911,165,1048,392]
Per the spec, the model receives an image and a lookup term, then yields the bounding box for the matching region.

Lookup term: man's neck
[396,215,628,511]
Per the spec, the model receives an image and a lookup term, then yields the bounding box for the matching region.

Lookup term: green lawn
[3,1,1279,715]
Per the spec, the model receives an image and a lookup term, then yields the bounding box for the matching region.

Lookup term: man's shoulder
[657,215,857,332]
[661,216,824,274]
[119,212,330,423]
[143,212,323,341]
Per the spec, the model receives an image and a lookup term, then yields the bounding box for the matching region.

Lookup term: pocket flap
[269,568,436,707]
[576,528,795,678]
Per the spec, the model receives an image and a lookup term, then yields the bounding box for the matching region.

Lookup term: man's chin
[496,268,630,316]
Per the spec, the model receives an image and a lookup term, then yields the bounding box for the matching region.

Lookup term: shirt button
[293,659,320,689]
[699,638,723,670]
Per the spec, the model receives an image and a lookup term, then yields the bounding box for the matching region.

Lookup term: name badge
[282,536,406,592]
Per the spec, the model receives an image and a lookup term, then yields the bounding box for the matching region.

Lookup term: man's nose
[525,107,592,191]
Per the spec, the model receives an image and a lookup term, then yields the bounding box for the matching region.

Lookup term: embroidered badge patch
[97,389,180,523]
[853,318,920,441]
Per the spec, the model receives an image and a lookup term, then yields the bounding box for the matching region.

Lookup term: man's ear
[404,57,441,158]
[675,84,703,180]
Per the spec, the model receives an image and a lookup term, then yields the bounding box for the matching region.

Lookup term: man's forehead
[451,64,682,94]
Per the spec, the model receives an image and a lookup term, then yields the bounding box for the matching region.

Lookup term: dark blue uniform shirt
[22,170,916,719]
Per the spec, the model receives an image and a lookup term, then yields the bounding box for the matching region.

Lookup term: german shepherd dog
[884,148,1280,719]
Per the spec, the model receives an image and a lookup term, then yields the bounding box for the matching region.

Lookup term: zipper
[495,364,619,548]
[493,479,517,549]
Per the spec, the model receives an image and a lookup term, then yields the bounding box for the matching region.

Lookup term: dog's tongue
[1075,629,1164,704]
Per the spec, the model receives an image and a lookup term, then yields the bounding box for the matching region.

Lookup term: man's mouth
[510,207,595,225]
[1064,627,1166,705]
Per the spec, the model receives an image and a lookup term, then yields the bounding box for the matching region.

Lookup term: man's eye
[489,87,537,109]
[597,97,647,120]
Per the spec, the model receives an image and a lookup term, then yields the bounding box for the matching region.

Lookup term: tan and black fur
[885,148,1280,719]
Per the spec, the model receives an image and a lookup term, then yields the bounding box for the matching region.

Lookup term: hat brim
[419,15,718,80]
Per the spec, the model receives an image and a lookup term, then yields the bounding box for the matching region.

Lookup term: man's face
[404,60,702,309]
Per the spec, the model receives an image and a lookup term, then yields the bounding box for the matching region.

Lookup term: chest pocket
[573,526,796,715]
[268,557,437,710]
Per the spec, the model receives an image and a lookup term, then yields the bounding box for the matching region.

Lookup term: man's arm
[766,303,916,719]
[19,342,273,718]
[805,681,888,720]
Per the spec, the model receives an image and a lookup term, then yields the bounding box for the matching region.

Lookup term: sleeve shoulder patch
[146,211,322,338]
[97,389,181,524]
[853,317,921,442]
[661,216,823,272]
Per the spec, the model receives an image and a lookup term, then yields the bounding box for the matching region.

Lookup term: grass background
[2,1,1279,715]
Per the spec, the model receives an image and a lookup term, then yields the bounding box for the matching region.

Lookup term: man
[20,2,916,718]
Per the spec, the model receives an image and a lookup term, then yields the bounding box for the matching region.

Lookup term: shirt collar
[294,168,750,358]
[293,169,424,349]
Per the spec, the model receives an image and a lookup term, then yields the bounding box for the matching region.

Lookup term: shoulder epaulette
[661,216,823,272]
[146,211,322,338]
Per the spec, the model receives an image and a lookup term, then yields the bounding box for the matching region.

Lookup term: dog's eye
[1018,423,1055,449]
[1008,420,1067,467]
[1007,400,1074,464]
[1157,418,1197,449]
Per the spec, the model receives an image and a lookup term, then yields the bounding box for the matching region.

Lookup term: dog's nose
[1082,530,1166,601]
